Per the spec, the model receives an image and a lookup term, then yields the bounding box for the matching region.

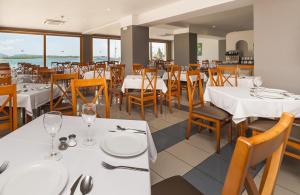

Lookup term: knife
[70,174,83,195]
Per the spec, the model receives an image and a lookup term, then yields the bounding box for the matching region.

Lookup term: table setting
[121,75,167,93]
[0,103,156,195]
[83,71,111,80]
[161,71,208,82]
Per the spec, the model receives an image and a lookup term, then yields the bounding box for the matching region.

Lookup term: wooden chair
[132,64,143,75]
[0,84,17,133]
[188,64,200,70]
[0,63,10,70]
[93,63,106,78]
[77,63,90,78]
[248,118,300,160]
[163,65,181,113]
[201,60,209,68]
[128,68,158,120]
[152,113,294,195]
[217,65,238,87]
[109,66,124,110]
[208,68,221,86]
[238,64,254,76]
[50,73,78,115]
[186,70,231,153]
[0,76,12,86]
[71,78,110,118]
[37,68,54,83]
[0,68,11,78]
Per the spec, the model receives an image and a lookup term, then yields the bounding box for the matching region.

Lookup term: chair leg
[160,93,163,114]
[216,121,221,153]
[177,94,181,110]
[128,98,131,115]
[227,121,232,143]
[110,93,113,106]
[119,94,123,111]
[169,96,172,113]
[186,116,192,139]
[141,102,145,120]
[154,98,158,118]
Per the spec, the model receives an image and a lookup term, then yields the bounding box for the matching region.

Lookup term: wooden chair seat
[248,119,300,144]
[151,176,203,195]
[193,104,230,121]
[109,87,122,94]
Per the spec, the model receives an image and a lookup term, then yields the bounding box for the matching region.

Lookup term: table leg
[125,89,129,112]
[237,121,247,137]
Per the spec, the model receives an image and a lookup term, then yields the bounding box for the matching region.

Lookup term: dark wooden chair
[152,113,294,195]
[132,64,143,75]
[93,63,106,79]
[217,65,238,87]
[109,66,124,110]
[186,70,232,153]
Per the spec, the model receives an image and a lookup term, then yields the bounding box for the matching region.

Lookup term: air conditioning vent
[44,16,66,25]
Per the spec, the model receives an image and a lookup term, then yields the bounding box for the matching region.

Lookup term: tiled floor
[109,96,300,195]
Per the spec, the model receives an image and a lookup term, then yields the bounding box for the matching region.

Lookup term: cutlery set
[0,161,9,174]
[70,175,93,195]
[102,161,149,172]
[108,125,146,134]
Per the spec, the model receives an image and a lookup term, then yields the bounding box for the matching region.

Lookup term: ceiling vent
[44,16,66,25]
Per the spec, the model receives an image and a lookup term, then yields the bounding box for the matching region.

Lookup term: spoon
[80,176,93,195]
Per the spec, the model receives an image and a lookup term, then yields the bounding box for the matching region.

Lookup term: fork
[102,161,149,172]
[0,161,9,174]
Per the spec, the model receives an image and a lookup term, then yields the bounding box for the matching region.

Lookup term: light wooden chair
[188,64,200,70]
[0,76,12,86]
[217,65,238,87]
[77,63,90,78]
[0,84,17,133]
[128,68,158,120]
[186,70,231,153]
[37,68,55,84]
[208,68,221,86]
[109,66,124,110]
[163,64,181,113]
[152,113,294,195]
[71,78,110,118]
[132,64,143,75]
[94,63,106,78]
[50,73,78,115]
[248,118,300,160]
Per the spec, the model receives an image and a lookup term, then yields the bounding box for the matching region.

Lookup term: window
[149,42,167,61]
[0,32,43,68]
[93,38,108,62]
[109,39,121,62]
[46,35,80,67]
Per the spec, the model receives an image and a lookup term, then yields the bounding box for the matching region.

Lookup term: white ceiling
[0,0,179,33]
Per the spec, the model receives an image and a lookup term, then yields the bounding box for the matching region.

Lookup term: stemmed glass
[43,111,63,161]
[253,76,263,95]
[81,103,97,146]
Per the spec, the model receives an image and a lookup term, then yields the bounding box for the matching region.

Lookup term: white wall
[254,0,300,94]
[226,30,254,55]
[197,38,219,61]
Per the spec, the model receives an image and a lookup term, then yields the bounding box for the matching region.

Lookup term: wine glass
[43,111,63,161]
[253,76,263,88]
[81,103,97,146]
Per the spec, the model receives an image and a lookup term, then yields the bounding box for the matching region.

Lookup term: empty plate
[1,160,68,195]
[101,133,147,157]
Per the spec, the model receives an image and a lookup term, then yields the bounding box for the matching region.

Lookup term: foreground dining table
[0,116,156,195]
[204,86,300,124]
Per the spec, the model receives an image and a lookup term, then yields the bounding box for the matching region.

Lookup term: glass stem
[88,124,91,141]
[51,136,55,156]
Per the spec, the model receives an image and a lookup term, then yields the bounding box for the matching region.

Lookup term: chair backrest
[0,76,12,86]
[188,64,200,70]
[208,68,221,86]
[94,63,106,78]
[0,68,11,78]
[201,60,209,68]
[0,84,17,131]
[50,73,78,114]
[217,65,238,87]
[71,78,110,118]
[141,68,157,99]
[0,63,10,70]
[238,65,254,76]
[77,63,90,78]
[167,65,181,95]
[186,70,205,112]
[37,68,54,83]
[110,66,124,89]
[132,64,143,75]
[223,112,295,195]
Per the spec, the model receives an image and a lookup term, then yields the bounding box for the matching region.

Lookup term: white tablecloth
[206,76,254,88]
[0,83,60,116]
[204,87,300,123]
[162,71,208,82]
[121,75,168,93]
[0,116,156,195]
[84,71,111,80]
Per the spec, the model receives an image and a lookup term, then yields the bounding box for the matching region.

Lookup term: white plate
[256,91,286,99]
[101,133,147,157]
[263,88,287,93]
[1,160,68,195]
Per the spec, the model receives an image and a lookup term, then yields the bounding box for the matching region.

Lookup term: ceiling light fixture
[212,25,216,29]
[44,16,66,26]
[106,8,111,12]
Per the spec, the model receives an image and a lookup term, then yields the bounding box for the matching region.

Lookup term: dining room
[0,0,299,195]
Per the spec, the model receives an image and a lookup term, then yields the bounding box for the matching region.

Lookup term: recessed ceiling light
[106,8,111,11]
[212,25,216,29]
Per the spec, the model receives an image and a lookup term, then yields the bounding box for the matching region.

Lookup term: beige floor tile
[149,125,160,133]
[186,133,227,154]
[166,141,210,166]
[150,151,193,179]
[274,185,298,195]
[276,164,300,194]
[150,170,164,185]
[148,118,172,130]
[160,113,187,124]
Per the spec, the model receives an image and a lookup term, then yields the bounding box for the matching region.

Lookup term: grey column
[121,25,149,74]
[174,33,197,66]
